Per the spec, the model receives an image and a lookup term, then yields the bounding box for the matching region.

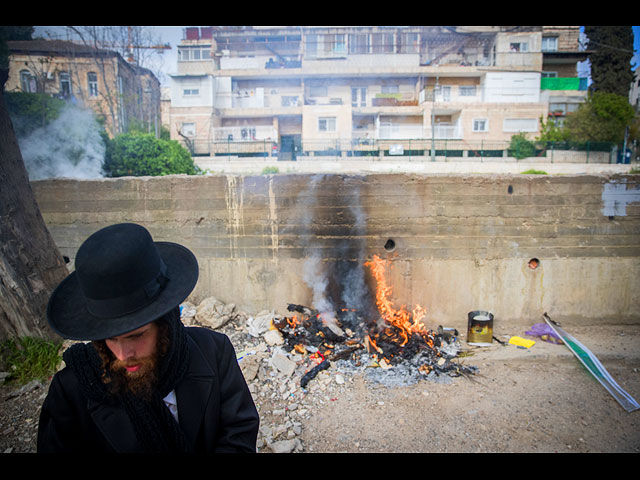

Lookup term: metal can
[467,310,494,346]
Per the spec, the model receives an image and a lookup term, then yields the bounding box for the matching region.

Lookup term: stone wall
[31,173,640,330]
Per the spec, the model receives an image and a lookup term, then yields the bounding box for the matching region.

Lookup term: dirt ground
[2,324,639,454]
[297,324,640,453]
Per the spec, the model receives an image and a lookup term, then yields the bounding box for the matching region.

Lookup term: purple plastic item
[525,323,563,344]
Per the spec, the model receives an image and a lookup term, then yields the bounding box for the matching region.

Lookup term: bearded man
[37,223,259,453]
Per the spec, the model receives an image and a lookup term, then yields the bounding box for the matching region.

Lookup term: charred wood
[300,359,331,388]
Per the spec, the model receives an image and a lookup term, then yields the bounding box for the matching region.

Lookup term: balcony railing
[432,124,463,139]
[213,126,278,142]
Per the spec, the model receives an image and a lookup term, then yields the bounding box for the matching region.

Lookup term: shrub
[509,132,536,160]
[104,133,200,177]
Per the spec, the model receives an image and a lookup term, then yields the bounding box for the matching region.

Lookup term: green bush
[509,132,537,160]
[104,133,200,177]
[4,92,66,137]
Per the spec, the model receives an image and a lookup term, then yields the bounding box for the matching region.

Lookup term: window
[503,118,538,132]
[20,70,36,92]
[440,86,451,102]
[381,85,399,94]
[323,34,345,55]
[473,118,488,132]
[349,34,369,54]
[309,85,328,97]
[371,33,395,53]
[459,85,476,97]
[318,117,336,132]
[178,46,211,61]
[183,85,200,96]
[352,87,367,107]
[87,72,98,97]
[509,41,529,52]
[59,72,71,98]
[181,122,196,137]
[550,102,580,115]
[281,96,299,107]
[542,36,558,52]
[398,33,419,54]
[305,34,318,57]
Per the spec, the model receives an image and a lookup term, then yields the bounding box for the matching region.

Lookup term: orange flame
[287,316,299,328]
[364,254,429,347]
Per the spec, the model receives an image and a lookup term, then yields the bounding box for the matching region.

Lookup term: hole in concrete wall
[508,185,513,194]
[528,258,540,270]
[384,239,396,252]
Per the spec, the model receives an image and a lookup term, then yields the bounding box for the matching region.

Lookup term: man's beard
[109,352,160,401]
[94,320,170,402]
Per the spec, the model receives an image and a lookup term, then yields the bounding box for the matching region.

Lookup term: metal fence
[184,137,633,164]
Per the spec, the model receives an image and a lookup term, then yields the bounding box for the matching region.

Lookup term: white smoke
[18,104,105,180]
[298,175,337,324]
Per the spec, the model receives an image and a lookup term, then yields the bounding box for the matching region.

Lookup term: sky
[633,26,640,70]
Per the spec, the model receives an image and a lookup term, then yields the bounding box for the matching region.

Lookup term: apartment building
[167,26,588,160]
[5,39,162,137]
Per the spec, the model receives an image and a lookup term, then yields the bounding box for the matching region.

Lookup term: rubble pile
[182,296,478,453]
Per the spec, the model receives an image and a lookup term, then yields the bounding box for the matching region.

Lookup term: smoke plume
[17,104,106,180]
[297,174,373,332]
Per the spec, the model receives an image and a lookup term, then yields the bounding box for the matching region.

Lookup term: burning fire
[364,254,435,352]
[278,253,472,390]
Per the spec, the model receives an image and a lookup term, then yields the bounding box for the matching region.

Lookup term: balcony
[432,124,463,140]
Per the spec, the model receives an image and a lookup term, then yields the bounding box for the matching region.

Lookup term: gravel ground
[2,320,639,454]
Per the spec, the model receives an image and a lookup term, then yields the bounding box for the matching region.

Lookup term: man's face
[105,322,160,397]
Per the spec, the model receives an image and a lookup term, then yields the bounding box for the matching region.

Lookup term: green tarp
[540,77,584,90]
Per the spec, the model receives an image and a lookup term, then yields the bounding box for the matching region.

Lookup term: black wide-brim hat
[47,223,199,341]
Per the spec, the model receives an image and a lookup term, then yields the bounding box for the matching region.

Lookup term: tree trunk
[0,67,69,341]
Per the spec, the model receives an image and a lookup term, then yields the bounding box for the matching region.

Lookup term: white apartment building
[167,26,588,160]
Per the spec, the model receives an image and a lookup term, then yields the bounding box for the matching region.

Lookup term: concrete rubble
[182,296,480,453]
[182,297,365,453]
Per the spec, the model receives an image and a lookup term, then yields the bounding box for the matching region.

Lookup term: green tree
[584,26,635,96]
[536,115,571,143]
[564,91,635,142]
[104,133,201,177]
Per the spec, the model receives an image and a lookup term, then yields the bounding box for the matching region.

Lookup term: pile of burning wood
[274,255,477,388]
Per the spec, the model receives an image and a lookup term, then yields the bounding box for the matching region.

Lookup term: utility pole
[431,75,439,162]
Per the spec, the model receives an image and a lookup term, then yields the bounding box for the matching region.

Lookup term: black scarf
[63,307,192,453]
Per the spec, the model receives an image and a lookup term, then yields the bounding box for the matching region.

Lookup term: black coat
[37,327,260,453]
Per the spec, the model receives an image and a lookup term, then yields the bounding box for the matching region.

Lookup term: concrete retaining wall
[31,173,640,330]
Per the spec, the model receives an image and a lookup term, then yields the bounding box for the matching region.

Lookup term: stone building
[5,39,161,137]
